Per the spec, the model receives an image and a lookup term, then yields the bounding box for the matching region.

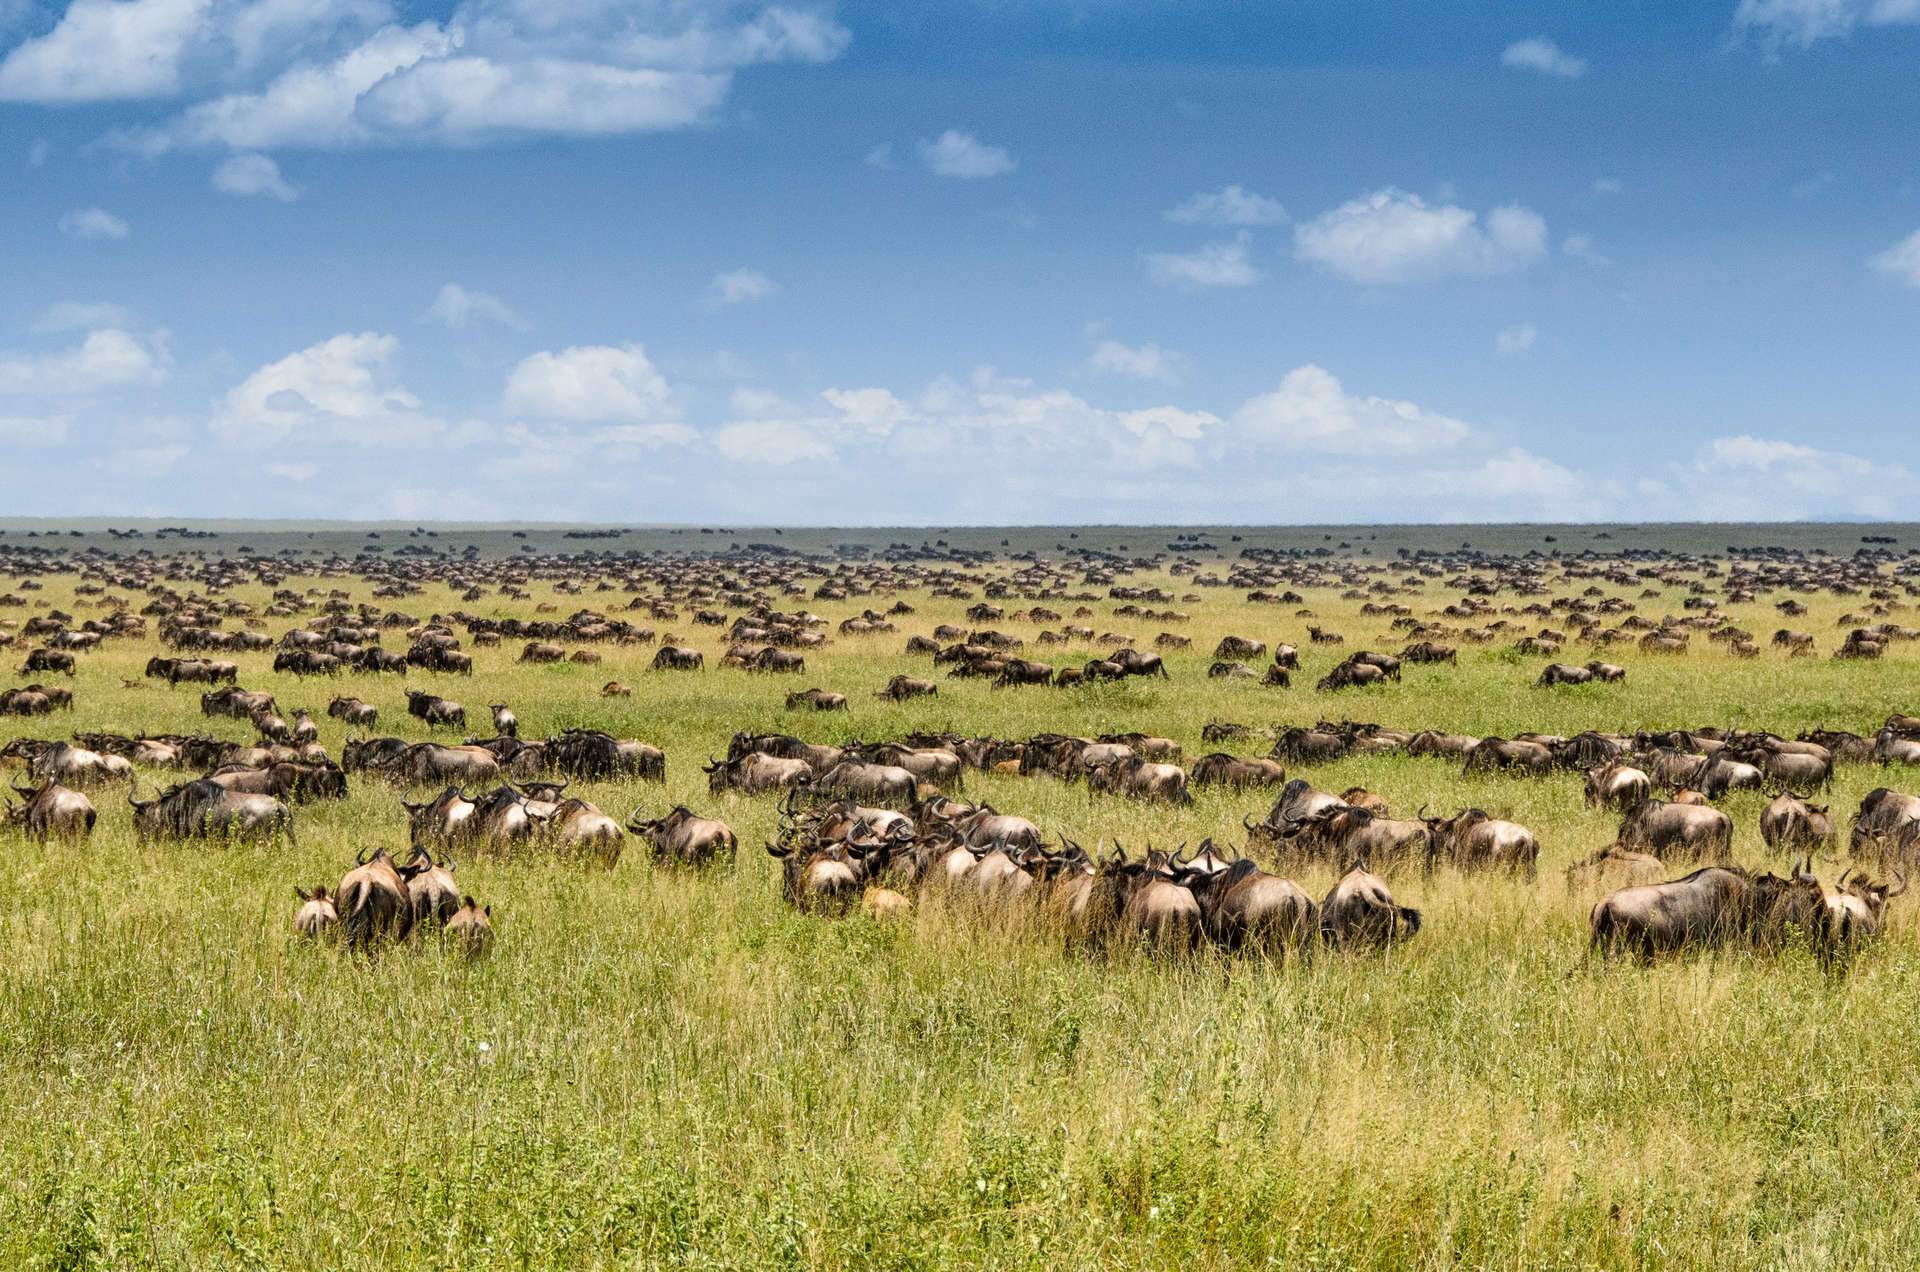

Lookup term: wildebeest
[335,846,425,949]
[877,674,937,701]
[1760,793,1837,854]
[1589,866,1765,959]
[1615,798,1733,861]
[406,690,466,729]
[128,780,295,842]
[1319,863,1420,948]
[404,845,461,928]
[1273,803,1429,872]
[1214,636,1266,660]
[1584,762,1652,810]
[1177,849,1316,959]
[1086,755,1189,802]
[292,885,337,939]
[652,646,704,671]
[397,742,503,786]
[4,779,96,838]
[18,648,75,675]
[1190,753,1287,789]
[27,740,132,787]
[327,695,378,726]
[1536,663,1594,687]
[786,687,848,711]
[202,686,276,720]
[1418,805,1540,878]
[1461,736,1555,777]
[629,805,738,866]
[706,751,812,795]
[490,703,518,737]
[444,896,494,957]
[520,641,565,663]
[1564,842,1664,893]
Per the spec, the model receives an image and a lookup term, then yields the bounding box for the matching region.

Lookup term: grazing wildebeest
[128,780,294,843]
[406,690,466,729]
[628,805,737,866]
[1418,806,1540,879]
[5,779,96,838]
[1319,863,1421,949]
[292,885,337,939]
[1190,753,1287,789]
[1588,866,1775,960]
[1177,849,1317,959]
[328,695,378,726]
[444,897,494,957]
[706,751,812,795]
[1585,762,1652,810]
[1615,798,1733,861]
[877,674,937,701]
[1759,793,1837,854]
[786,688,848,711]
[652,646,704,671]
[335,847,426,950]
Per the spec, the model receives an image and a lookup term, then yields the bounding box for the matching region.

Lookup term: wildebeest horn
[355,844,374,865]
[1416,802,1432,822]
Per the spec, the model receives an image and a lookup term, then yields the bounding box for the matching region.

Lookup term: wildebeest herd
[4,529,1920,971]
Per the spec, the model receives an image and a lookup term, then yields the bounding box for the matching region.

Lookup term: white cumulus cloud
[212,151,297,199]
[1165,184,1287,227]
[58,207,130,239]
[211,331,437,446]
[0,328,168,395]
[504,342,690,446]
[1144,232,1260,289]
[918,129,1015,178]
[1501,37,1587,77]
[0,0,210,102]
[1230,364,1472,455]
[1294,189,1546,284]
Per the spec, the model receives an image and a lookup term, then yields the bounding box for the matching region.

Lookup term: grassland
[5,540,1920,1271]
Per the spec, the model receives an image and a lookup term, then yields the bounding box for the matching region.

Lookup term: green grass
[4,551,1920,1270]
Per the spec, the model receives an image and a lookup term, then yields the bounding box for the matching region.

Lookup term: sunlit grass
[4,554,1920,1269]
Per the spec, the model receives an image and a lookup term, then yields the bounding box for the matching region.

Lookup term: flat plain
[4,521,1920,1271]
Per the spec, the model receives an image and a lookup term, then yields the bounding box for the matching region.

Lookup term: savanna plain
[6,521,1920,1272]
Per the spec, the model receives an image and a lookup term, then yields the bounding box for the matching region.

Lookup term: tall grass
[4,559,1920,1269]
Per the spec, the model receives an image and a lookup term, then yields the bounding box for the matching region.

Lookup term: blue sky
[3,0,1919,523]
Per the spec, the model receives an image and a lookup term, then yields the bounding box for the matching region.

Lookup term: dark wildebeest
[653,646,704,671]
[628,806,738,866]
[444,897,494,957]
[335,846,426,950]
[786,688,849,711]
[1615,798,1733,861]
[328,695,378,726]
[1461,736,1555,776]
[128,780,294,843]
[5,779,96,838]
[1418,805,1540,879]
[1585,762,1652,810]
[1190,753,1287,789]
[406,691,466,729]
[877,674,938,701]
[1177,849,1316,959]
[1760,793,1837,854]
[292,885,337,939]
[1588,866,1768,960]
[1319,863,1421,949]
[404,846,461,928]
[490,703,518,737]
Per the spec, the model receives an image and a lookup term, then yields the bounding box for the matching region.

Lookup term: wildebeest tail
[1397,906,1422,937]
